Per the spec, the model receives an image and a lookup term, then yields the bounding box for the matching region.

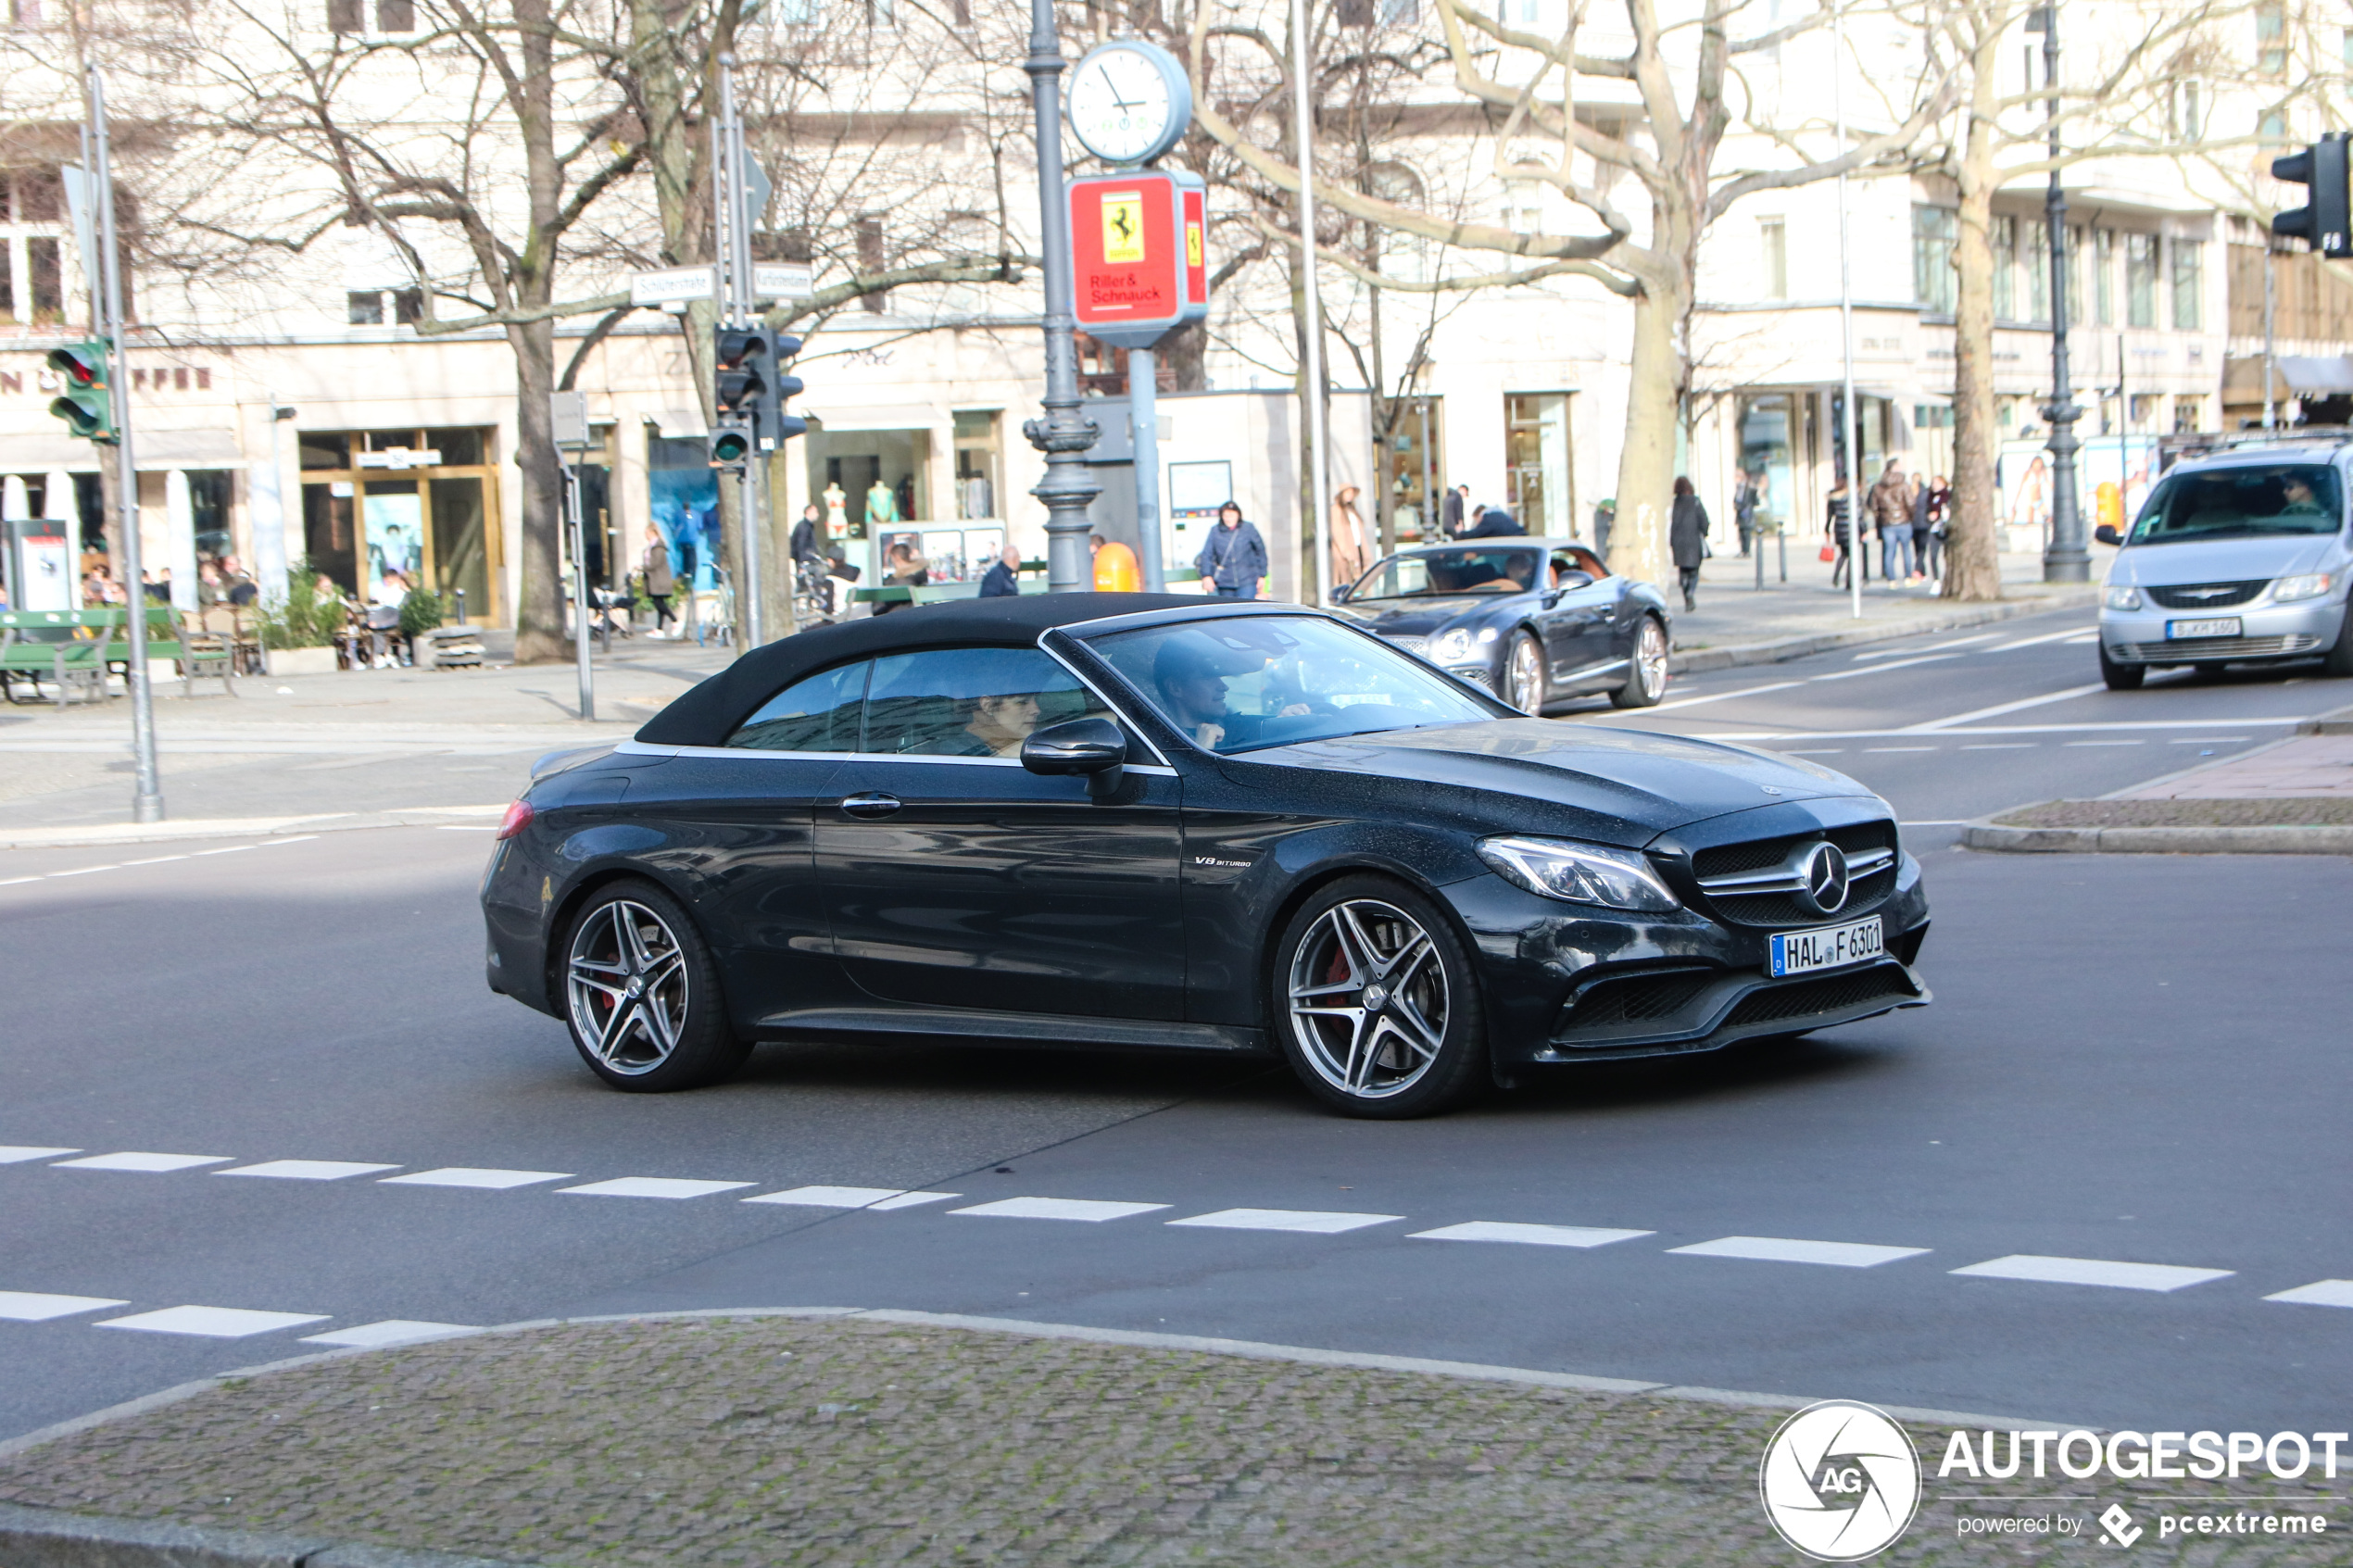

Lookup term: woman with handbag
[1824,481,1854,590]
[1668,477,1710,611]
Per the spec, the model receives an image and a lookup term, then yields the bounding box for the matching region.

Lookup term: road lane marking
[216,1160,402,1181]
[1949,1255,2233,1292]
[950,1197,1170,1223]
[0,1291,129,1321]
[0,877,37,886]
[2265,1280,2353,1309]
[1681,717,2312,742]
[380,1168,573,1189]
[301,1320,482,1348]
[97,1306,331,1338]
[1780,748,1844,755]
[1669,1236,1929,1268]
[1410,1222,1654,1248]
[53,1152,233,1173]
[1960,743,2033,750]
[1168,1209,1403,1235]
[1810,654,1963,682]
[1853,634,1997,660]
[2169,735,2250,744]
[45,865,121,877]
[2064,739,2144,746]
[1647,681,1804,712]
[0,1146,81,1163]
[1903,683,2108,732]
[194,845,259,857]
[1862,746,1935,753]
[119,855,191,867]
[742,1185,961,1210]
[1987,626,2102,652]
[558,1177,756,1199]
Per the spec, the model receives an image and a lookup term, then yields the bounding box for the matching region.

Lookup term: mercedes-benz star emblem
[1796,842,1851,916]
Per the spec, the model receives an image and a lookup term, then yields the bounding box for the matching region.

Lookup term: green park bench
[0,605,215,705]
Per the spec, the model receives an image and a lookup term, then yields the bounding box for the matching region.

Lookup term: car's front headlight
[2273,572,2334,603]
[1477,835,1680,913]
[1431,626,1498,664]
[2103,584,2143,610]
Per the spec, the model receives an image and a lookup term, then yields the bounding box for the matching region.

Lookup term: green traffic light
[708,427,751,466]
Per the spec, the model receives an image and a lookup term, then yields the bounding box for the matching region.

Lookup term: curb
[0,807,505,853]
[2296,702,2353,735]
[0,1501,529,1568]
[1962,819,2353,854]
[0,1305,2087,1565]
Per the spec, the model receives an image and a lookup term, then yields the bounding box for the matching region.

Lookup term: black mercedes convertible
[482,594,1929,1117]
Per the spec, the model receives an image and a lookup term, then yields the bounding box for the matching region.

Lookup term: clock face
[1068,44,1182,166]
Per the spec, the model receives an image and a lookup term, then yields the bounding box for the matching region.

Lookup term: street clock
[1066,41,1192,168]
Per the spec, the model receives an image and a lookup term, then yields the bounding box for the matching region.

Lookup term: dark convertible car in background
[1336,538,1675,713]
[483,595,1928,1117]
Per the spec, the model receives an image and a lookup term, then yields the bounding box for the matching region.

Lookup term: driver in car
[2279,475,2327,517]
[1464,554,1537,593]
[1154,639,1308,751]
[959,688,1041,757]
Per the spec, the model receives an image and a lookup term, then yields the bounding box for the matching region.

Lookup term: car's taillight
[496,799,535,840]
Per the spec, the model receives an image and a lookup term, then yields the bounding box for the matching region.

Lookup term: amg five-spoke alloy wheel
[1274,876,1486,1118]
[561,880,748,1091]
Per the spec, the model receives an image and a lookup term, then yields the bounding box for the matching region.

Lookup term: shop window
[299,432,352,470]
[952,410,1001,521]
[1504,393,1573,537]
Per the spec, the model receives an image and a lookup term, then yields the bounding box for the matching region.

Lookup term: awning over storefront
[2276,355,2353,394]
[0,428,243,470]
[801,403,948,432]
[647,408,706,440]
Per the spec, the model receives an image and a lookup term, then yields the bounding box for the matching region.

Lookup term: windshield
[2128,464,2346,545]
[1350,548,1541,599]
[1087,614,1499,755]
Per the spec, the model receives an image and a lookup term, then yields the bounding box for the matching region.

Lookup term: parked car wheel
[2099,646,2145,691]
[2325,609,2353,678]
[561,880,748,1092]
[1273,876,1488,1119]
[1609,615,1670,709]
[1504,630,1547,713]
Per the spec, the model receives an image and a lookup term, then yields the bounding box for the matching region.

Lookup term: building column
[45,470,80,594]
[166,469,199,611]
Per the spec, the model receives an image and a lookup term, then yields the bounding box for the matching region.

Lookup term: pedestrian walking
[1825,481,1855,590]
[1194,502,1268,599]
[1329,484,1371,595]
[1868,459,1912,583]
[790,504,832,617]
[1668,476,1710,611]
[978,543,1022,597]
[640,526,677,636]
[1919,474,1949,584]
[1732,468,1759,558]
[1441,483,1468,537]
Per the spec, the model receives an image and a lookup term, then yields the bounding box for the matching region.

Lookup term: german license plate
[2167,617,2242,639]
[1768,916,1883,978]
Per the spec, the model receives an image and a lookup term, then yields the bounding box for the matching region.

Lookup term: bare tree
[1189,0,1949,587]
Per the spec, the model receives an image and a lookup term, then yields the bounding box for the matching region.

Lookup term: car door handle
[838,792,902,819]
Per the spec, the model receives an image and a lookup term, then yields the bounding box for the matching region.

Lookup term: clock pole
[1023,0,1101,593]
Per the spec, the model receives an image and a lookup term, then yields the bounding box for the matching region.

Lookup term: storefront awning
[2276,355,2353,394]
[801,403,946,433]
[0,428,243,471]
[647,408,706,440]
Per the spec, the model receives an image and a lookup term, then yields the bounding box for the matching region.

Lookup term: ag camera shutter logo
[1759,1400,1923,1561]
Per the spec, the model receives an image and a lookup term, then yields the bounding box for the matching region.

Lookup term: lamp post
[1022,0,1101,592]
[2033,4,2089,581]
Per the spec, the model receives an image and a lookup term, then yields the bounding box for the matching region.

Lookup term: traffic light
[707,420,752,470]
[765,332,808,444]
[2272,132,2352,258]
[713,326,767,424]
[46,343,115,443]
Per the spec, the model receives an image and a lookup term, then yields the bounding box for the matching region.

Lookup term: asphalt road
[5,602,2349,1448]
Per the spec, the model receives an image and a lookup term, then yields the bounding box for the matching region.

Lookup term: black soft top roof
[634,592,1209,747]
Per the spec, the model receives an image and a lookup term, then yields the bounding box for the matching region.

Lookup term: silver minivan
[2095,440,2353,690]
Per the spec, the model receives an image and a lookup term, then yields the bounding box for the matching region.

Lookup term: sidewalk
[1,1311,2335,1567]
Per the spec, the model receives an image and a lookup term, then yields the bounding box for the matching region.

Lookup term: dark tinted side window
[725,661,870,751]
[862,647,1113,757]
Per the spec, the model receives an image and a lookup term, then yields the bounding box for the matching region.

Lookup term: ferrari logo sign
[1101,192,1146,264]
[1065,169,1206,347]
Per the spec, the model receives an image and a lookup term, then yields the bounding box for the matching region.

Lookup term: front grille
[2146,580,2268,609]
[1386,634,1429,658]
[1722,964,1917,1027]
[2118,634,2323,662]
[1564,970,1715,1029]
[1454,667,1494,690]
[1687,822,1898,928]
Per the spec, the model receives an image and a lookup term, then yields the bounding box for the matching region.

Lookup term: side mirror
[1331,580,1353,603]
[1022,715,1128,799]
[2094,524,2121,546]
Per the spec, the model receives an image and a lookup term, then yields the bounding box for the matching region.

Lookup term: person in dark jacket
[1667,476,1709,610]
[1731,468,1759,557]
[1195,502,1268,599]
[978,543,1022,597]
[1825,481,1855,590]
[1441,484,1467,536]
[1460,505,1526,539]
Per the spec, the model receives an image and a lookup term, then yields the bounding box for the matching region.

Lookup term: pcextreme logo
[1759,1400,1923,1562]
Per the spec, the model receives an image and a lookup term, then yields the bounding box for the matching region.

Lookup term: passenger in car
[960,687,1041,758]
